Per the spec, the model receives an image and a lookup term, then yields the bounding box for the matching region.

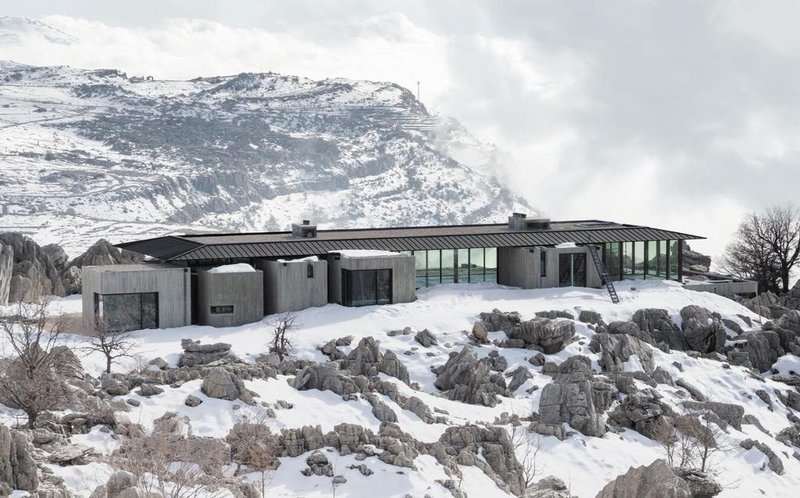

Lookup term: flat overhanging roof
[117,219,704,262]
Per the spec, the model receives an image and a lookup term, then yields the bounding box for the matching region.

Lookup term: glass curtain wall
[604,242,621,281]
[411,248,498,288]
[97,292,158,332]
[342,269,392,306]
[604,240,680,281]
[668,240,681,281]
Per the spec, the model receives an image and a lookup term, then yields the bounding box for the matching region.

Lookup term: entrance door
[558,253,588,287]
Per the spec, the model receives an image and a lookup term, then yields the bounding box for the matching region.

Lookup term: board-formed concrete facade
[196,268,264,327]
[498,246,603,289]
[257,258,328,314]
[82,264,191,331]
[327,252,416,306]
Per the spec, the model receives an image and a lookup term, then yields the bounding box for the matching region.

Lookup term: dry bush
[509,420,541,490]
[654,412,726,473]
[268,312,296,361]
[81,320,136,374]
[227,414,280,496]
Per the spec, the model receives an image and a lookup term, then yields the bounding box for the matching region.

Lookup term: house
[82,214,705,331]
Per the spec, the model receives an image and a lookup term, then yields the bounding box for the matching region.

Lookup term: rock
[347,463,373,476]
[509,318,576,354]
[632,309,686,351]
[589,333,655,375]
[527,475,570,498]
[683,401,744,430]
[291,363,369,396]
[595,459,691,498]
[101,374,131,396]
[105,470,138,496]
[0,242,13,306]
[740,439,784,474]
[471,321,489,344]
[42,243,69,271]
[0,425,38,490]
[478,309,521,333]
[148,357,169,370]
[302,450,334,477]
[529,353,546,367]
[535,310,575,320]
[675,378,706,402]
[48,444,93,465]
[68,238,141,271]
[0,232,66,302]
[652,367,674,385]
[404,396,433,423]
[673,468,722,497]
[680,305,726,354]
[345,337,410,384]
[433,347,509,407]
[607,321,654,344]
[776,424,800,448]
[578,310,604,325]
[488,354,508,372]
[539,355,617,437]
[136,384,163,397]
[336,336,354,346]
[370,397,398,423]
[508,366,532,392]
[179,339,235,367]
[201,367,251,403]
[739,331,783,372]
[608,390,674,439]
[722,318,744,335]
[320,339,345,360]
[184,395,203,407]
[414,329,438,347]
[125,399,140,407]
[531,422,566,441]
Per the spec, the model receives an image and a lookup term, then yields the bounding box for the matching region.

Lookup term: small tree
[0,297,71,428]
[227,415,279,496]
[509,421,541,489]
[268,312,296,362]
[82,321,136,374]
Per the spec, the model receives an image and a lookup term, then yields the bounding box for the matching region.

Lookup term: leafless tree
[227,414,279,496]
[721,204,800,293]
[268,312,296,362]
[110,432,228,498]
[81,320,136,374]
[0,297,71,428]
[509,421,541,489]
[655,413,727,474]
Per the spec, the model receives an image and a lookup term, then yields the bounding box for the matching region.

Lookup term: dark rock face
[0,425,38,491]
[608,390,674,439]
[632,309,687,351]
[680,306,726,354]
[0,242,11,306]
[538,355,617,437]
[345,337,410,384]
[507,318,576,354]
[595,459,691,498]
[738,331,784,372]
[433,347,509,407]
[68,238,141,269]
[0,232,65,303]
[589,333,655,375]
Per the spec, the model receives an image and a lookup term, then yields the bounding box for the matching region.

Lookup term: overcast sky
[2,0,800,262]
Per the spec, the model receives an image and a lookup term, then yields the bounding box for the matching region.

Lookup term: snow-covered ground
[3,281,800,497]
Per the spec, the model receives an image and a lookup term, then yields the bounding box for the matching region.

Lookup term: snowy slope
[3,282,799,497]
[0,59,531,257]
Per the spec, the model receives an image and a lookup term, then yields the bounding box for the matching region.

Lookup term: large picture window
[409,248,498,288]
[95,292,158,332]
[342,269,392,306]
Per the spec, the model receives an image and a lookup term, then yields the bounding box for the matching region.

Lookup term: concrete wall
[498,246,602,289]
[684,280,758,298]
[328,253,415,305]
[196,269,264,327]
[82,264,191,330]
[256,259,328,315]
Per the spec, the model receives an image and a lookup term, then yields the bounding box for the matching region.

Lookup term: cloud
[1,2,799,265]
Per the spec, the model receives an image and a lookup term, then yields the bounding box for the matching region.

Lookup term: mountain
[0,59,532,256]
[0,16,77,45]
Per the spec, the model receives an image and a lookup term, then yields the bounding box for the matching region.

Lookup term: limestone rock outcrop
[595,459,691,498]
[589,333,655,375]
[433,347,510,407]
[680,305,727,354]
[0,424,38,491]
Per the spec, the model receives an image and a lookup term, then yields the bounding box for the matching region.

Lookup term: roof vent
[291,221,317,238]
[508,213,550,230]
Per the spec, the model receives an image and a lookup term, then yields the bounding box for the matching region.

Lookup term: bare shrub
[509,419,541,489]
[81,320,136,374]
[655,412,727,474]
[0,297,72,428]
[227,414,280,496]
[268,312,296,361]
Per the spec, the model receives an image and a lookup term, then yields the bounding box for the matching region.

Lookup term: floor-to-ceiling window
[342,269,392,306]
[633,241,646,279]
[604,242,622,281]
[558,253,587,287]
[410,248,498,288]
[668,240,681,281]
[96,292,158,332]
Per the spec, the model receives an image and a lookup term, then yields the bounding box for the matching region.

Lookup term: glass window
[441,249,455,284]
[457,248,470,283]
[605,242,621,281]
[633,241,645,278]
[342,269,392,306]
[647,241,658,278]
[307,263,314,278]
[428,250,441,285]
[622,242,635,278]
[658,240,668,277]
[668,240,681,281]
[97,292,159,332]
[414,251,427,289]
[485,248,497,283]
[540,250,547,277]
[470,248,485,282]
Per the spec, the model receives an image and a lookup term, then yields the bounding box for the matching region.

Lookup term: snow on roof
[555,242,577,248]
[277,256,320,263]
[331,249,401,257]
[207,263,257,274]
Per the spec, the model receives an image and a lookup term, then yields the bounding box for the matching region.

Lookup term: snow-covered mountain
[0,58,532,256]
[0,16,77,45]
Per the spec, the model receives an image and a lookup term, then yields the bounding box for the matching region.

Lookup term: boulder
[509,318,576,354]
[302,450,334,477]
[136,384,163,397]
[535,310,575,320]
[578,310,604,325]
[740,439,784,474]
[291,363,369,396]
[527,476,570,498]
[680,306,726,354]
[607,321,654,344]
[179,339,235,367]
[589,333,655,375]
[673,468,722,497]
[595,459,691,498]
[67,238,141,269]
[201,367,250,403]
[682,401,744,430]
[0,242,12,306]
[101,374,131,396]
[433,347,509,407]
[739,331,783,372]
[478,309,521,333]
[0,425,38,491]
[184,395,203,407]
[507,366,533,392]
[345,337,410,384]
[0,232,65,303]
[47,444,93,465]
[632,309,687,350]
[404,396,433,423]
[414,329,438,348]
[538,355,617,437]
[608,390,673,439]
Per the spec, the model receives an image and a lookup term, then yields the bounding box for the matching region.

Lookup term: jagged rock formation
[201,367,255,404]
[344,337,410,384]
[596,459,692,498]
[608,390,674,439]
[179,339,237,367]
[0,232,65,303]
[538,356,617,437]
[475,310,576,353]
[680,305,727,354]
[0,424,38,491]
[631,309,687,351]
[589,333,655,375]
[433,347,509,407]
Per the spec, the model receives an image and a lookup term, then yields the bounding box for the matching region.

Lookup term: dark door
[559,253,588,287]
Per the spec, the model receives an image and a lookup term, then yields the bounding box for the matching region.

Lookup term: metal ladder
[588,245,620,303]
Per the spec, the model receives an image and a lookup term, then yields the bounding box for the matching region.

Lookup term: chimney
[508,212,528,230]
[508,213,550,230]
[291,220,317,238]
